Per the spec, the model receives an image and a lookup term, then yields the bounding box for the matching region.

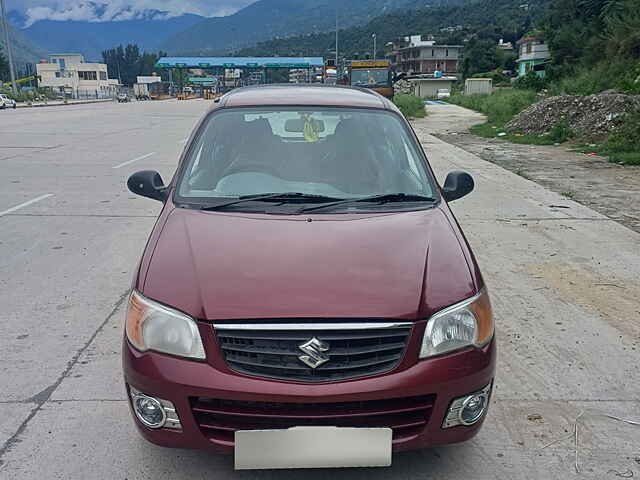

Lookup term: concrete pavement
[0,101,638,479]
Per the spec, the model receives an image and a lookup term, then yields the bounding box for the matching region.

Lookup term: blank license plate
[234,426,392,470]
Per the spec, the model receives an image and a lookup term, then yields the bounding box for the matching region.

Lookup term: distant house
[516,35,550,77]
[36,54,119,98]
[498,39,514,50]
[387,35,463,77]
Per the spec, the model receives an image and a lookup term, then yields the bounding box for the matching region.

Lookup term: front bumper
[123,327,496,454]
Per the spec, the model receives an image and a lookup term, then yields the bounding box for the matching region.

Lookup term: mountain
[0,22,47,68]
[18,13,204,62]
[162,0,463,56]
[237,0,548,58]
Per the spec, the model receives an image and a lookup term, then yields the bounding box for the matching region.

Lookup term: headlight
[420,288,493,359]
[125,290,206,359]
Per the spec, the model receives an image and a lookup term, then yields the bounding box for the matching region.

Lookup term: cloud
[12,1,256,27]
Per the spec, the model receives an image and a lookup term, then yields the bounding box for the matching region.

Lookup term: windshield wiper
[298,193,436,213]
[198,192,341,211]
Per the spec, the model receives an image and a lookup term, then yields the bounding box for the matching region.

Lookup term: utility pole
[336,6,340,78]
[372,34,377,61]
[0,0,17,94]
[116,58,122,85]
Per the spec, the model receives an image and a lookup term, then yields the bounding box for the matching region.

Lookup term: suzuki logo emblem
[298,337,330,369]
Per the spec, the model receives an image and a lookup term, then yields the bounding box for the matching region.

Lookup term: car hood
[141,207,476,321]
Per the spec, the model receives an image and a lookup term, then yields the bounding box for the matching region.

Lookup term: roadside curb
[16,99,114,109]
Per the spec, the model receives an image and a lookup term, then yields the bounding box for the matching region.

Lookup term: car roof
[218,84,396,110]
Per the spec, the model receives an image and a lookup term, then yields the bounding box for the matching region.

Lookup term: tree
[0,49,10,83]
[102,44,165,86]
[461,37,500,78]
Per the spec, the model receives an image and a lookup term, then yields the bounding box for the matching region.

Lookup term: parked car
[0,94,17,109]
[123,84,495,470]
[436,88,451,99]
[117,93,130,103]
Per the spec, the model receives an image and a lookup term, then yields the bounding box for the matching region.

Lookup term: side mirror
[442,171,474,202]
[127,170,168,202]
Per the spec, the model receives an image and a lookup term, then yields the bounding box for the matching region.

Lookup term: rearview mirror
[285,118,325,133]
[127,170,168,202]
[442,171,474,202]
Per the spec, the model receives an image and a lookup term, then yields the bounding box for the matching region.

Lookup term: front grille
[191,395,435,446]
[214,322,413,382]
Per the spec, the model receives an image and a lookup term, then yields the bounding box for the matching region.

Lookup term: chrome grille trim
[214,322,413,331]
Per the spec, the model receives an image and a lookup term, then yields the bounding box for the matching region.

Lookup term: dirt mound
[506,92,640,136]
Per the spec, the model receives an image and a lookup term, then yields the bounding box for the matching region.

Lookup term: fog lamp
[133,393,166,428]
[460,393,487,425]
[129,387,181,430]
[443,382,492,428]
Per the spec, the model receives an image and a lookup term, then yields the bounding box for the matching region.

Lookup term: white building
[37,54,119,98]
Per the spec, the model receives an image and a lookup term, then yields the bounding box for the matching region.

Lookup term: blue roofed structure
[156,57,325,69]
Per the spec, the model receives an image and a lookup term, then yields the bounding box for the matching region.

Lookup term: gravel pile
[506,92,640,136]
[394,79,413,95]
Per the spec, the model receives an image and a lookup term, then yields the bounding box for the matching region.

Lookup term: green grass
[448,88,561,145]
[393,94,426,119]
[448,89,538,125]
[556,141,640,166]
[602,112,640,165]
[469,123,556,145]
[448,88,640,161]
[609,152,640,165]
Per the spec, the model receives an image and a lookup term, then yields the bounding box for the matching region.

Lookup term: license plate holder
[234,426,392,470]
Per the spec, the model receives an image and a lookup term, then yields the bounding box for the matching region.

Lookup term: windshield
[176,107,436,210]
[350,69,390,88]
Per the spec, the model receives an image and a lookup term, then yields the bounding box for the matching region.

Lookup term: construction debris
[506,92,640,136]
[394,78,413,95]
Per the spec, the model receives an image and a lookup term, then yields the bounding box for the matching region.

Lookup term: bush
[547,61,640,96]
[393,94,426,118]
[548,120,575,143]
[609,152,640,165]
[605,111,640,152]
[448,88,538,125]
[0,87,59,103]
[514,71,547,91]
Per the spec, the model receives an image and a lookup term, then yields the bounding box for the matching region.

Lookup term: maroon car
[123,85,495,470]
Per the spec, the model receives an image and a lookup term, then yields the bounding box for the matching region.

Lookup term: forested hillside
[0,23,46,71]
[542,0,640,94]
[162,0,464,55]
[237,0,549,72]
[22,14,204,62]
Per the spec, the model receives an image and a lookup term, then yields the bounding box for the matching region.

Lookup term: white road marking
[112,152,156,169]
[0,194,54,217]
[178,138,188,144]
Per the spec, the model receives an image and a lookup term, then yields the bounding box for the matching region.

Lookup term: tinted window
[177,107,434,203]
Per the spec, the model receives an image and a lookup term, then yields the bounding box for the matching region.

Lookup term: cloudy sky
[7,0,257,26]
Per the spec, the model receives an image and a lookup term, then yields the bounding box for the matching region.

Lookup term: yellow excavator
[2,76,37,88]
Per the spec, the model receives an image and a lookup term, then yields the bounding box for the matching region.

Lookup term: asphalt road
[1,100,639,479]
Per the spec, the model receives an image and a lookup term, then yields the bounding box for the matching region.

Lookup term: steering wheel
[221,161,281,179]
